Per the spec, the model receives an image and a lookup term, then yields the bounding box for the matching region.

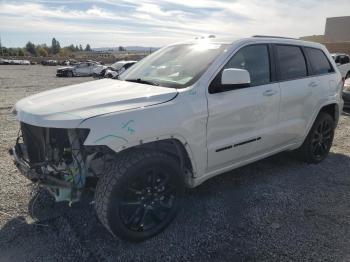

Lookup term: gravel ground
[1,65,350,261]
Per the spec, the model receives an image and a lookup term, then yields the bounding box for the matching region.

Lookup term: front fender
[77,93,208,177]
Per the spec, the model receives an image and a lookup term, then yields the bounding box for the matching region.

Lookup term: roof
[175,36,325,50]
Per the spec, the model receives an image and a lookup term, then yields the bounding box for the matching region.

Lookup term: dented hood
[15,79,178,128]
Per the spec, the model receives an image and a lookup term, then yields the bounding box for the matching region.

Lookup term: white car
[104,60,137,79]
[93,60,137,78]
[331,53,350,79]
[56,61,100,77]
[11,36,343,241]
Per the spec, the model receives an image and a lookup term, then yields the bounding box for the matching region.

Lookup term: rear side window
[276,45,307,81]
[304,48,334,75]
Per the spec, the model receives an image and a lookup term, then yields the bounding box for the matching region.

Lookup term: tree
[51,38,61,54]
[37,46,48,57]
[25,41,36,56]
[18,48,25,56]
[118,46,126,51]
[85,44,91,52]
[75,45,79,51]
[66,44,75,52]
[79,44,83,51]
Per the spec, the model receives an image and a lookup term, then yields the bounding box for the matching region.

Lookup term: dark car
[343,78,350,109]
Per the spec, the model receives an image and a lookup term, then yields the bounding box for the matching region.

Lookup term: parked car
[42,60,58,66]
[10,36,343,241]
[56,61,100,77]
[0,59,31,65]
[104,61,137,79]
[331,53,350,79]
[343,78,350,109]
[92,61,137,79]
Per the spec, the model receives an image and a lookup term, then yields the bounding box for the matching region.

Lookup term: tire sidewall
[106,152,184,241]
[305,112,335,163]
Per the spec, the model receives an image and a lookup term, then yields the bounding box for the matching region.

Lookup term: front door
[206,44,280,171]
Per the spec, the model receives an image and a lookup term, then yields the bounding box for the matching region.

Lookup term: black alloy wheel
[120,167,176,232]
[95,150,184,241]
[295,112,335,163]
[310,116,333,161]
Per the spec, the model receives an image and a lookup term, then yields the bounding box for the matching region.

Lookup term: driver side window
[210,44,271,93]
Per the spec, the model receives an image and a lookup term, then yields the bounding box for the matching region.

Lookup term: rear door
[273,44,319,145]
[206,44,281,170]
[303,47,337,108]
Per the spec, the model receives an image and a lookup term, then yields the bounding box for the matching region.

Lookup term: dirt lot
[1,65,350,261]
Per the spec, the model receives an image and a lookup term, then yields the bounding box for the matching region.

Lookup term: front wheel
[95,150,184,241]
[66,71,73,77]
[295,112,335,163]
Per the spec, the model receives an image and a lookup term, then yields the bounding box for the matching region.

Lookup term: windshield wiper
[125,78,159,86]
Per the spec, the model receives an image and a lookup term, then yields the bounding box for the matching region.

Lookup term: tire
[95,150,184,241]
[295,112,335,164]
[66,71,73,77]
[346,71,350,79]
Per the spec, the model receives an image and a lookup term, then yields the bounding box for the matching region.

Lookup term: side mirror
[221,68,251,86]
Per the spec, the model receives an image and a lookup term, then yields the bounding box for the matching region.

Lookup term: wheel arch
[319,103,340,125]
[95,136,197,187]
[300,102,340,147]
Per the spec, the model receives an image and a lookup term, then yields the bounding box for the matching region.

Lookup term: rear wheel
[95,150,184,241]
[66,71,73,77]
[295,112,335,163]
[346,71,350,79]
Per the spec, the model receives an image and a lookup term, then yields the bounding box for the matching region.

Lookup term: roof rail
[252,35,299,40]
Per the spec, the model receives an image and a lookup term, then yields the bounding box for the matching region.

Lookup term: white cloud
[0,0,349,47]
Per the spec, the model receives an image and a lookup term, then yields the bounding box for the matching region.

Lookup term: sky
[0,0,349,48]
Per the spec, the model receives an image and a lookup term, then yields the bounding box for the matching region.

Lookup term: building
[300,16,350,54]
[324,16,350,42]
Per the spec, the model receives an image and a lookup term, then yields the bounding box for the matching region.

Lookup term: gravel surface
[1,65,350,261]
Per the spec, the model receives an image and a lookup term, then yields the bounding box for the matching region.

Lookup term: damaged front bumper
[9,124,91,203]
[9,145,71,188]
[9,143,76,203]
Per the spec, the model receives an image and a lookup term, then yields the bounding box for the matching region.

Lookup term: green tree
[37,46,48,57]
[51,38,61,54]
[85,44,91,52]
[25,41,36,56]
[18,48,25,56]
[75,45,79,51]
[79,44,83,51]
[66,44,76,52]
[118,46,126,51]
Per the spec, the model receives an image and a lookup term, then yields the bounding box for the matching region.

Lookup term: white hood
[15,79,178,128]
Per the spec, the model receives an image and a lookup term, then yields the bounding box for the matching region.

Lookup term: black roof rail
[252,35,299,40]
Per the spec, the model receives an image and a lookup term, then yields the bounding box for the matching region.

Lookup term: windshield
[119,42,229,88]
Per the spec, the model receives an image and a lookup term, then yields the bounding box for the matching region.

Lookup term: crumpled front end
[10,122,98,203]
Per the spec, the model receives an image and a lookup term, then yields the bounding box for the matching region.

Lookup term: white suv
[10,36,343,241]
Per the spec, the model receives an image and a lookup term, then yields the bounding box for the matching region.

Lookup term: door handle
[308,82,318,88]
[263,90,277,96]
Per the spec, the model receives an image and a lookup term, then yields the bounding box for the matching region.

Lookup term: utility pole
[0,36,3,57]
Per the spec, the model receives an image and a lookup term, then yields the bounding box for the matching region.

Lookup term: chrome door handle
[263,90,277,96]
[308,82,318,88]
